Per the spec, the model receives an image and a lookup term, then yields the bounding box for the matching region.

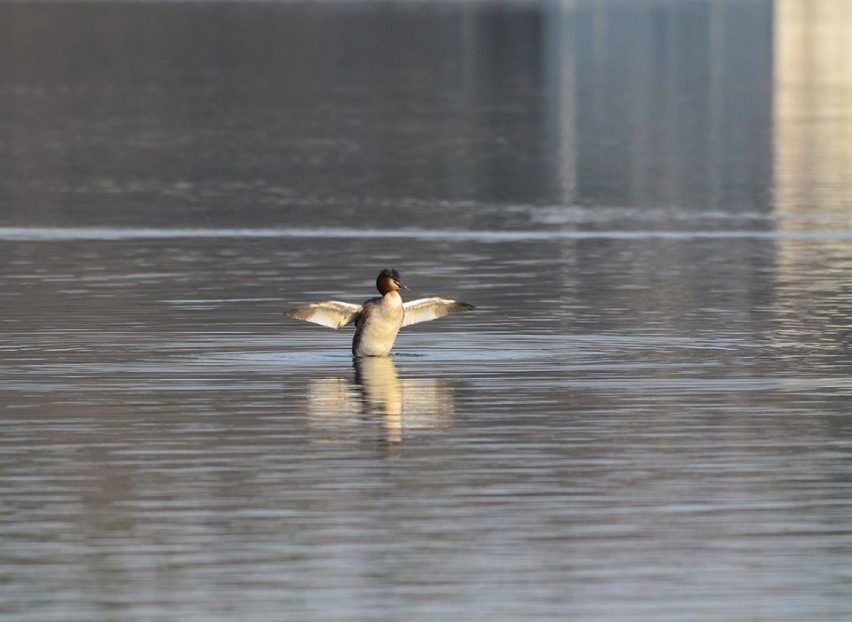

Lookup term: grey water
[2,1,852,620]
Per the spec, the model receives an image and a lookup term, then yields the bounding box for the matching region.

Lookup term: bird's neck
[382,290,403,305]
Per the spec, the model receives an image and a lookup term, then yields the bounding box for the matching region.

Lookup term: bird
[284,269,475,356]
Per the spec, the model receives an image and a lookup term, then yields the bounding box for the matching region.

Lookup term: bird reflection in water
[306,357,455,444]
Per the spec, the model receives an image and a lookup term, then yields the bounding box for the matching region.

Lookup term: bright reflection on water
[2,1,852,620]
[307,357,456,446]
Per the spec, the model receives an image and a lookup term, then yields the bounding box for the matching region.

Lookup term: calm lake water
[2,1,852,620]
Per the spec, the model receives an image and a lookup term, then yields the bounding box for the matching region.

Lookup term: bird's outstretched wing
[402,298,475,327]
[284,301,362,329]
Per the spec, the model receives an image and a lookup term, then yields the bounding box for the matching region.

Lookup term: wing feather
[284,300,362,329]
[402,297,475,327]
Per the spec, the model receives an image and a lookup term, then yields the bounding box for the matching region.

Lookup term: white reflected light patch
[2,226,852,242]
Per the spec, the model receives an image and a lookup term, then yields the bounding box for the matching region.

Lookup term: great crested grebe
[284,269,475,356]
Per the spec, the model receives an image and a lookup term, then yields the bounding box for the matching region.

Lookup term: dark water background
[2,1,852,620]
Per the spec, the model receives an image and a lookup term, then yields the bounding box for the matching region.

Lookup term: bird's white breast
[354,293,404,356]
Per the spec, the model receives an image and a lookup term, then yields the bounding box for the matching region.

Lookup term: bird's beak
[398,281,408,290]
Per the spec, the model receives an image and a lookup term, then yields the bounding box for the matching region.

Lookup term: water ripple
[3,225,852,242]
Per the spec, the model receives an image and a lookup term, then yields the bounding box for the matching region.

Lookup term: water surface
[2,1,852,620]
